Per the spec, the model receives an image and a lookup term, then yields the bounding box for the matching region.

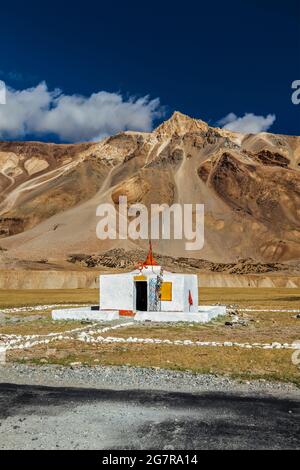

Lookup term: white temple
[52,244,226,323]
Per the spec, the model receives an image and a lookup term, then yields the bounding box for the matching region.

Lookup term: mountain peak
[171,110,190,119]
[154,111,209,137]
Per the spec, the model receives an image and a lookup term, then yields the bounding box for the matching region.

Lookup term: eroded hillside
[0,111,299,271]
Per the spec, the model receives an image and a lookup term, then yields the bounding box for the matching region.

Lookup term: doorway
[135,281,147,311]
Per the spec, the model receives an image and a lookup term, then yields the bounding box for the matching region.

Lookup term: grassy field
[199,287,300,308]
[92,313,300,344]
[1,288,300,385]
[0,289,98,308]
[0,319,86,335]
[0,286,299,308]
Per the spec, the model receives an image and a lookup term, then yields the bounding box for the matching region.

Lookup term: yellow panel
[134,275,146,281]
[161,282,172,301]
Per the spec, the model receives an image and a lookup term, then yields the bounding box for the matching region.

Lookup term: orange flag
[188,290,193,306]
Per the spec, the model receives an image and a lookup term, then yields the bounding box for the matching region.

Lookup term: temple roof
[142,241,158,266]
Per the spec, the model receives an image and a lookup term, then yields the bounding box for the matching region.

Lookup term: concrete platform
[134,305,226,323]
[52,307,119,322]
[52,305,226,323]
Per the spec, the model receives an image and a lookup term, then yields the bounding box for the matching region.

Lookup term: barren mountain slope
[0,111,299,270]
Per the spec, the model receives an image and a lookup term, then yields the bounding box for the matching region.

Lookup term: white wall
[160,274,185,312]
[99,272,199,313]
[183,275,198,313]
[100,274,134,310]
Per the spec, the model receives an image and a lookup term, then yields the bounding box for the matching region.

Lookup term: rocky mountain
[0,111,299,272]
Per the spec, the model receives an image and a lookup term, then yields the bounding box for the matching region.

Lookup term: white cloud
[218,112,276,134]
[0,82,163,142]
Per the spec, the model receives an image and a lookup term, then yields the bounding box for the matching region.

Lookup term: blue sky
[0,0,299,142]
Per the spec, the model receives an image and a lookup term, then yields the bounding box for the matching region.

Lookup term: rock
[228,309,239,316]
[225,315,239,326]
[70,362,82,367]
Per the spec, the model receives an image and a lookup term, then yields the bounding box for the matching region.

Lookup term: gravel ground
[0,364,299,450]
[0,363,299,396]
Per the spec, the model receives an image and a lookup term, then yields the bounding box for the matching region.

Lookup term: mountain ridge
[0,112,299,271]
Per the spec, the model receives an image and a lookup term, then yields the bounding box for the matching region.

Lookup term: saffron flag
[188,290,193,306]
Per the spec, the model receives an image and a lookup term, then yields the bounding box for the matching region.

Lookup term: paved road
[0,382,299,449]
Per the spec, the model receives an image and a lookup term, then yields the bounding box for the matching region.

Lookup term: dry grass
[0,287,299,308]
[0,318,85,335]
[8,340,300,385]
[199,287,300,308]
[0,289,98,308]
[2,287,300,384]
[99,311,300,344]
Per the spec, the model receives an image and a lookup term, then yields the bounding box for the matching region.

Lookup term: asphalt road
[0,382,299,450]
